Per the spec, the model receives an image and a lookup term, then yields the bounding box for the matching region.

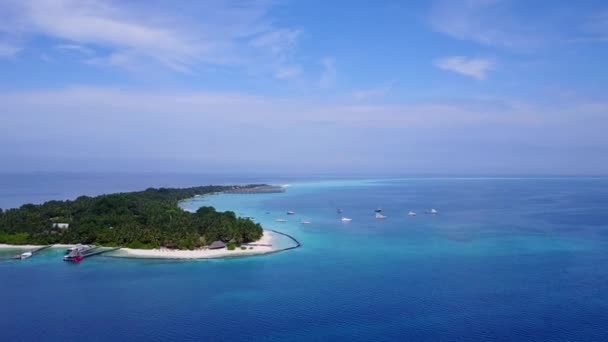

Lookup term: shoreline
[0,243,78,249]
[113,230,277,259]
[0,230,300,260]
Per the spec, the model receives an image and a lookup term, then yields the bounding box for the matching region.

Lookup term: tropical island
[0,185,272,254]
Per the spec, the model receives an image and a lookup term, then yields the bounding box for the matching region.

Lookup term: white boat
[429,208,438,214]
[20,252,33,259]
[408,211,417,216]
[375,212,387,219]
[301,220,311,224]
[66,244,93,254]
[341,217,352,222]
[287,211,295,215]
[276,218,287,222]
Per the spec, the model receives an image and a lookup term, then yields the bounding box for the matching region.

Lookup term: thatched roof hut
[209,241,226,249]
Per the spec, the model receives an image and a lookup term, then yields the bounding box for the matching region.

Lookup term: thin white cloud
[435,56,495,80]
[0,42,20,57]
[0,86,572,130]
[274,65,301,80]
[0,0,301,74]
[3,86,606,173]
[319,58,336,89]
[55,44,95,56]
[250,29,302,80]
[352,82,394,100]
[429,0,540,49]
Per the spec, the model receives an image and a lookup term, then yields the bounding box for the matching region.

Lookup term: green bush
[240,246,247,250]
[227,242,236,250]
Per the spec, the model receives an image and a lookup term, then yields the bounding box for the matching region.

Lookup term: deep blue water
[1,174,608,341]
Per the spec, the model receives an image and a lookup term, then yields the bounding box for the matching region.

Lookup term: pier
[11,245,52,260]
[81,247,121,258]
[64,246,122,263]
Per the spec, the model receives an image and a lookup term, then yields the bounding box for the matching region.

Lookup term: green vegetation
[0,185,264,249]
[240,246,247,250]
[227,242,236,250]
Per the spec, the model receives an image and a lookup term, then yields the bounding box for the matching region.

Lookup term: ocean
[1,174,608,341]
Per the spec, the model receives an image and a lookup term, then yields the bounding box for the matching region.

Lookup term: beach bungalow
[52,223,70,230]
[209,241,227,249]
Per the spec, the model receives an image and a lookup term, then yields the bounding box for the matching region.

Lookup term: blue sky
[1,0,607,175]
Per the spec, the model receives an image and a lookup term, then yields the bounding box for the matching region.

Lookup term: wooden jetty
[11,245,52,260]
[64,246,122,263]
[82,247,121,258]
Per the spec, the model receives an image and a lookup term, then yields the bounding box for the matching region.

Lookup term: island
[0,185,283,259]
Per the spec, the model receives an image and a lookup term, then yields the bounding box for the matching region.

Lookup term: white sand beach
[0,243,45,249]
[117,230,276,259]
[0,231,281,260]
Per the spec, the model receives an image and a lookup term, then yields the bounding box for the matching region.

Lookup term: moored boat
[65,244,93,255]
[12,251,33,260]
[63,250,84,263]
[408,211,417,216]
[341,217,352,222]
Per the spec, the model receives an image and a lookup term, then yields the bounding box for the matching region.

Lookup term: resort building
[209,241,227,249]
[52,223,70,230]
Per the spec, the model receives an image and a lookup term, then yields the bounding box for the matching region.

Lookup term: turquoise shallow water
[2,176,608,341]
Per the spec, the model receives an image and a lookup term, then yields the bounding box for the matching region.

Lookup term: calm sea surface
[1,174,608,341]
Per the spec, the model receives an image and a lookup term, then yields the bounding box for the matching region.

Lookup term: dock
[80,247,122,259]
[82,247,122,258]
[63,246,122,263]
[11,245,52,260]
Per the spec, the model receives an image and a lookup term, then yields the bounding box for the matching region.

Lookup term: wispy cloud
[435,56,495,80]
[274,65,302,80]
[351,82,394,100]
[2,86,606,173]
[428,0,557,50]
[319,58,336,88]
[0,0,301,74]
[0,86,581,130]
[0,42,20,57]
[55,44,95,56]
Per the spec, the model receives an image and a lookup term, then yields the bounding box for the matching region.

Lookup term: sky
[0,0,607,175]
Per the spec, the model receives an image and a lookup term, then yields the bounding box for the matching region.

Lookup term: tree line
[0,185,264,249]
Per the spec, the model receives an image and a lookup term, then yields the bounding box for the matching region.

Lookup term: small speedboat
[276,218,287,222]
[429,208,438,214]
[408,211,417,217]
[287,211,295,215]
[66,244,93,255]
[375,212,387,219]
[341,217,352,222]
[14,251,33,260]
[301,220,311,224]
[21,252,32,259]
